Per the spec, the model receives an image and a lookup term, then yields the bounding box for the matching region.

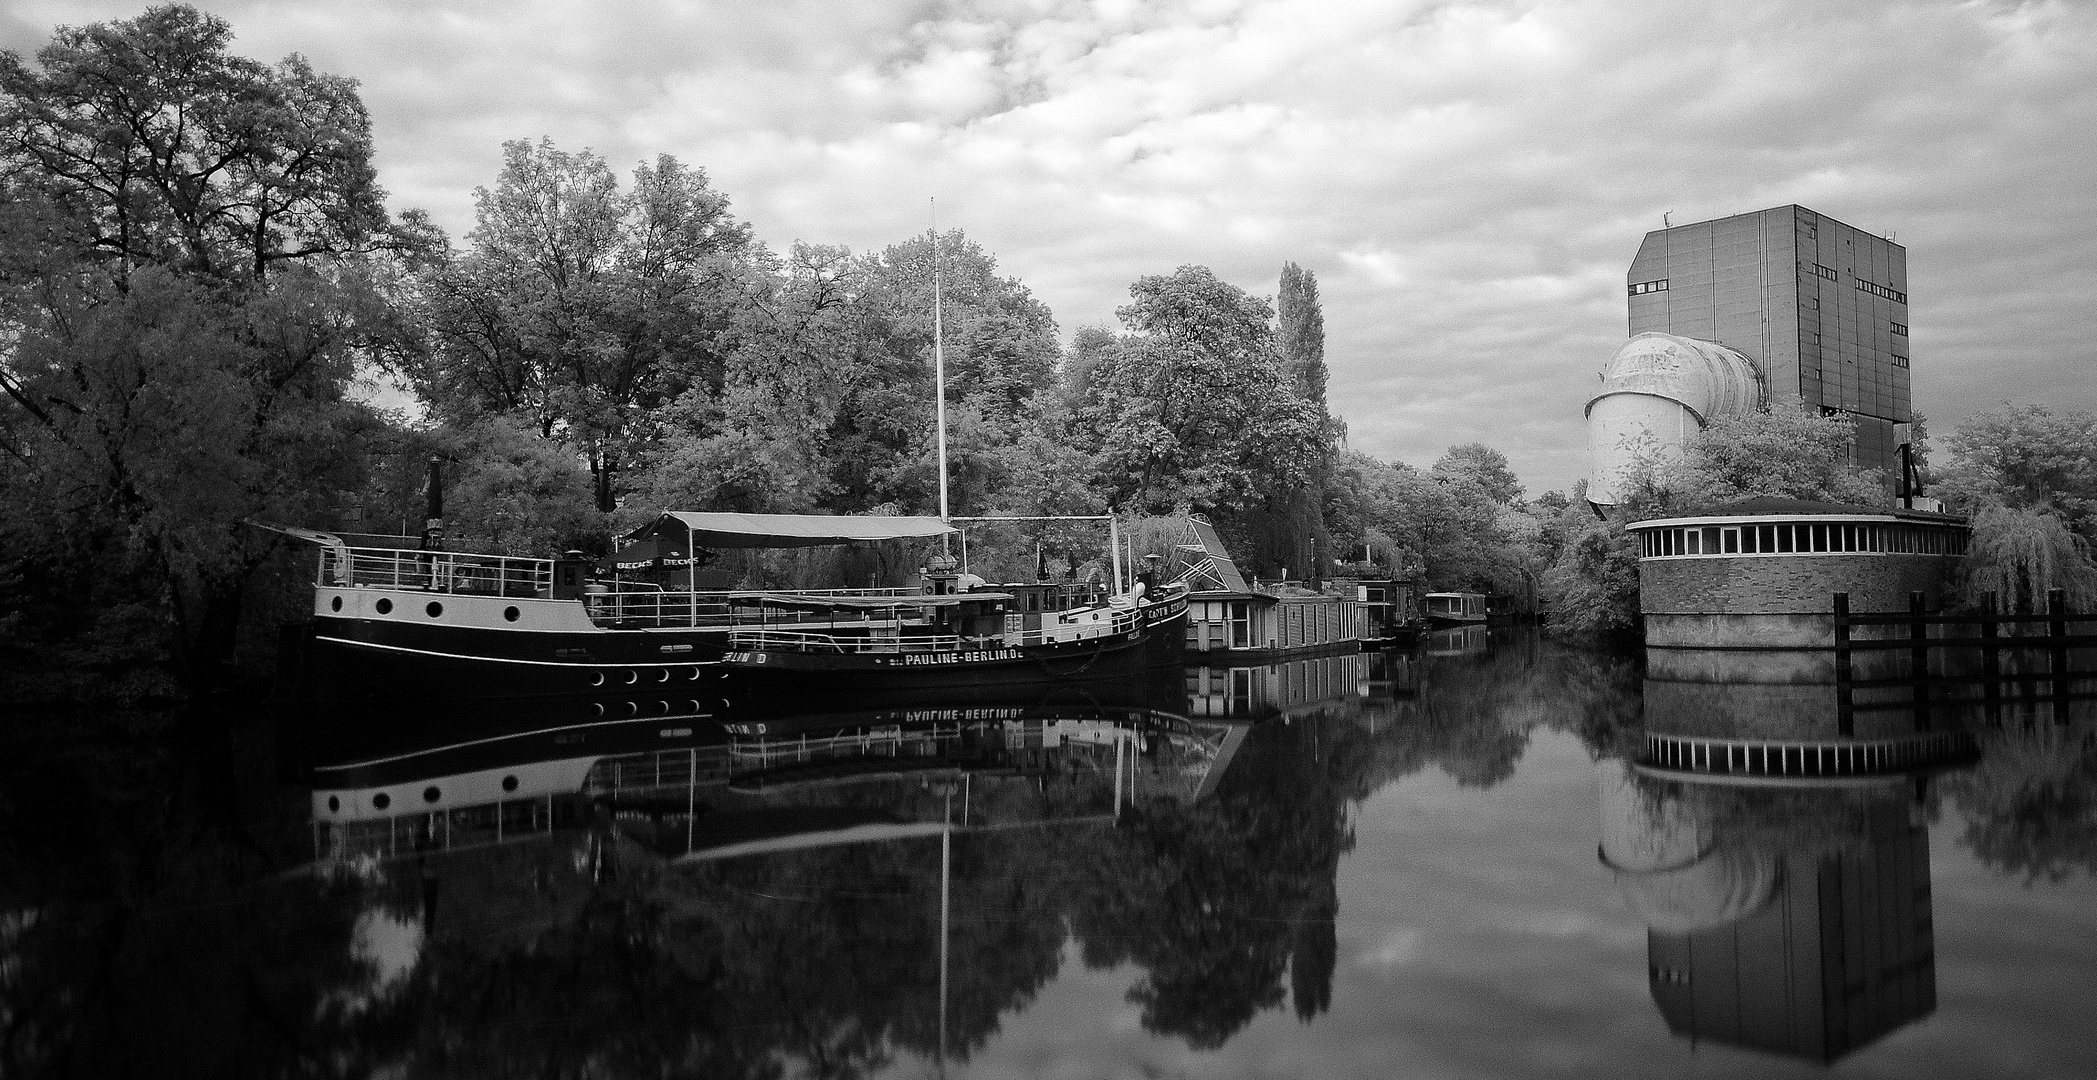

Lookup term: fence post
[1834,592,1853,735]
[1982,591,2000,726]
[2050,588,2070,724]
[1909,591,1929,730]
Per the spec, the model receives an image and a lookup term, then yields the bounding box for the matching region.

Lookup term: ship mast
[931,200,951,540]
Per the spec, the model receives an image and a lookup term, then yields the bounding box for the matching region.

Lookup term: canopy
[631,512,957,549]
[729,591,1014,611]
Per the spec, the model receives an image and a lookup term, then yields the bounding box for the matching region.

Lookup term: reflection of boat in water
[1422,624,1492,656]
[302,676,1246,867]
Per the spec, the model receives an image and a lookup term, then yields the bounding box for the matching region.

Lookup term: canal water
[4,629,2093,1078]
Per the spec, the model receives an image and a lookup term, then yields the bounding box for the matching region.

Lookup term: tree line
[0,6,1552,700]
[9,7,2091,700]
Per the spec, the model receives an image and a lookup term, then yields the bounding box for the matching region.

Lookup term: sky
[5,0,2093,496]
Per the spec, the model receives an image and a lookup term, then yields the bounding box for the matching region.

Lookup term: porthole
[504,606,520,622]
[656,669,671,683]
[687,666,703,680]
[375,598,393,615]
[623,669,639,685]
[502,775,519,792]
[426,601,443,618]
[589,671,605,687]
[330,596,343,612]
[422,785,441,803]
[327,795,340,812]
[372,792,391,809]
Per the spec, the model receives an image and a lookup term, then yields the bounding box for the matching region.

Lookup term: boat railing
[728,605,1146,653]
[728,628,976,654]
[320,545,554,598]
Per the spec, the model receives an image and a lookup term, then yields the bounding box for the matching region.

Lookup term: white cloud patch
[8,0,2093,491]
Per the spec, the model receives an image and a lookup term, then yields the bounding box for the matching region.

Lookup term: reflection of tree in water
[1071,718,1351,1048]
[1,640,1675,1074]
[1944,721,2097,883]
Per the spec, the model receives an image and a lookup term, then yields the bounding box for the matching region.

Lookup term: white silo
[1586,333,1765,506]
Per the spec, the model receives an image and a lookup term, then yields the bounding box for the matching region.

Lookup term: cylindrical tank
[1586,333,1764,505]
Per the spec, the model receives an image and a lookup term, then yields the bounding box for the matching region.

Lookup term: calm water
[5,630,2094,1079]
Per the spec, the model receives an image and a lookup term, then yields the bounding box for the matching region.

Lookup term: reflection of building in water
[1599,763,1938,1063]
[1602,642,1967,1064]
[1184,651,1369,721]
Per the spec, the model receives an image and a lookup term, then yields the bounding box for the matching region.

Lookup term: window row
[1891,321,1908,336]
[1629,279,1668,295]
[1892,354,1910,369]
[1855,277,1908,304]
[1812,263,1839,281]
[1641,521,1967,558]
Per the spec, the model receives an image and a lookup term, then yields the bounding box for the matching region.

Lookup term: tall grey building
[1624,205,1912,478]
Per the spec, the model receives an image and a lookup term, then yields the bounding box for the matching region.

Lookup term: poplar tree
[1277,262,1327,406]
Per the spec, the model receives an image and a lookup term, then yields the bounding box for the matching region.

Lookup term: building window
[1629,279,1668,295]
[1855,277,1907,303]
[1892,353,1910,369]
[1813,263,1839,281]
[1891,322,1908,336]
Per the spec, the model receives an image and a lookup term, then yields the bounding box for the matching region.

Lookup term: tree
[0,5,417,695]
[1541,407,1885,641]
[1937,404,2097,544]
[1078,266,1326,520]
[1276,262,1326,406]
[0,4,401,289]
[1432,443,1523,505]
[413,138,752,511]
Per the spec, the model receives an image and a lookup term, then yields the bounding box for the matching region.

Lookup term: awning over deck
[728,591,1014,611]
[629,512,957,549]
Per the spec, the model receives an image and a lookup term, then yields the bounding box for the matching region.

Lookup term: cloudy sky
[6,0,2092,495]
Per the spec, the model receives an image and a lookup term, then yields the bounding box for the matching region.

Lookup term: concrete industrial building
[1588,206,1912,503]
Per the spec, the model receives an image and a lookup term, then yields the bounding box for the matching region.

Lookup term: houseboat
[1424,592,1488,626]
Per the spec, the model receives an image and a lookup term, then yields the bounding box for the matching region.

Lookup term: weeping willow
[1959,505,2097,613]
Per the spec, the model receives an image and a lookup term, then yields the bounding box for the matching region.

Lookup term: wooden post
[1910,591,1929,730]
[1834,592,1853,735]
[1982,591,2001,726]
[2050,588,2070,724]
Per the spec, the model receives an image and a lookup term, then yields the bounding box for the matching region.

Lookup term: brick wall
[1641,553,1958,648]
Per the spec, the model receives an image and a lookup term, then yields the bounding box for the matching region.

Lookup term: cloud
[8,0,2093,492]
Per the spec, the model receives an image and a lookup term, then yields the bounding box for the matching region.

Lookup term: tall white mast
[931,199,951,529]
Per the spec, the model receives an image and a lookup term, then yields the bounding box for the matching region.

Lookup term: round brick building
[1629,496,1967,650]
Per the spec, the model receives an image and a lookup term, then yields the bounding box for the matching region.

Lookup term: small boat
[1423,591,1488,627]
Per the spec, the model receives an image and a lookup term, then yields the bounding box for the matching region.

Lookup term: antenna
[931,198,951,536]
[1663,210,1672,229]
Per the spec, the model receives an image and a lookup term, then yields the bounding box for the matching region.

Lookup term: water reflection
[4,636,2094,1077]
[1602,644,2097,1065]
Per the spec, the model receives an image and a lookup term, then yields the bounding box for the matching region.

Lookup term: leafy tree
[0,5,420,695]
[1956,505,2097,613]
[0,4,405,288]
[1432,443,1523,505]
[1078,266,1326,521]
[413,138,752,512]
[1276,262,1326,406]
[1937,404,2097,543]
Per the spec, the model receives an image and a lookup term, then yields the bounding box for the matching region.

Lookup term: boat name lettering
[900,649,1019,666]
